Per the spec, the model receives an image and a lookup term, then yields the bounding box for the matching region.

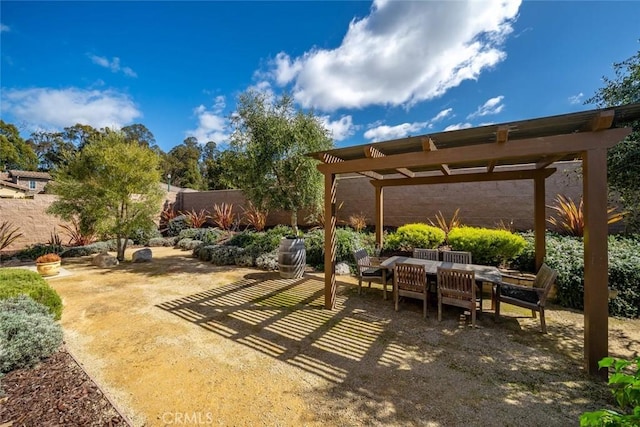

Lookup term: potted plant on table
[35,253,62,277]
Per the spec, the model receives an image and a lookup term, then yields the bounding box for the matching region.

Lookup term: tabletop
[380,256,502,284]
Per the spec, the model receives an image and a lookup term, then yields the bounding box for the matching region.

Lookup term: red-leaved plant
[210,203,236,230]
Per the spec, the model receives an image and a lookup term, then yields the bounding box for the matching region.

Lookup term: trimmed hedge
[384,223,445,252]
[511,233,640,318]
[0,296,63,373]
[15,244,65,261]
[0,269,63,320]
[447,226,527,266]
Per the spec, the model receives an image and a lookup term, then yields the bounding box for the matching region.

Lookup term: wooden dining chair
[413,248,439,261]
[353,248,389,296]
[493,263,558,333]
[437,267,478,327]
[394,263,428,319]
[442,250,472,264]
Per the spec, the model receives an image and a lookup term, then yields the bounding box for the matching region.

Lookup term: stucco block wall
[1,189,179,253]
[175,161,584,231]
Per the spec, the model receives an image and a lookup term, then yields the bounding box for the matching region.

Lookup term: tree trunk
[116,235,127,261]
[291,210,298,235]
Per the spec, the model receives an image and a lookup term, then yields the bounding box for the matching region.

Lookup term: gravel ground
[6,247,637,427]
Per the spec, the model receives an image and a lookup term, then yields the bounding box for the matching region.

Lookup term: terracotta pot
[36,260,61,277]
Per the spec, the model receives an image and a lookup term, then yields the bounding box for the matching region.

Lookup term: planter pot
[36,261,61,277]
[278,237,306,279]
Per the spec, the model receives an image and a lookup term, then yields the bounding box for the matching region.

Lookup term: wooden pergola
[310,103,640,378]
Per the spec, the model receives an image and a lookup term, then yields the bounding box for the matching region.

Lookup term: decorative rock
[92,252,119,268]
[335,262,351,276]
[132,248,153,263]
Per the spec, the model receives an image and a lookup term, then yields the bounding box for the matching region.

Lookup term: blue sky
[1,1,639,153]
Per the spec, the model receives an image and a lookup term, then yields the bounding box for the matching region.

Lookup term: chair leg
[539,308,547,334]
[437,296,442,322]
[423,297,427,319]
[532,310,537,319]
[358,277,362,295]
[494,299,500,322]
[471,305,476,328]
[394,287,399,312]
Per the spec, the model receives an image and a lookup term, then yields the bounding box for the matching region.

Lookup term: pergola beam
[587,110,615,131]
[487,126,510,172]
[322,153,383,180]
[422,137,452,175]
[318,128,630,175]
[536,155,565,170]
[370,168,556,188]
[364,145,415,178]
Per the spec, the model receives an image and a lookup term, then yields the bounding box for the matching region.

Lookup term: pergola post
[534,175,547,271]
[583,148,609,379]
[323,172,337,309]
[375,185,384,249]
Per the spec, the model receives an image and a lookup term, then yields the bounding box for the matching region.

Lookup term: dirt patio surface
[43,247,639,426]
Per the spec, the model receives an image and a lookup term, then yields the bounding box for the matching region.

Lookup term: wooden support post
[375,185,384,249]
[534,175,546,271]
[583,148,609,379]
[323,173,337,310]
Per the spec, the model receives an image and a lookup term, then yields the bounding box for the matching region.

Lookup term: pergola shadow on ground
[157,273,610,426]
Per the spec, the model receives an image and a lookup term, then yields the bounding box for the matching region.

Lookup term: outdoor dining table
[379,256,503,310]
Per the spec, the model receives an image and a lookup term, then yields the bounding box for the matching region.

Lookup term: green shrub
[194,228,223,245]
[61,244,97,258]
[197,245,219,262]
[130,226,162,245]
[0,295,63,373]
[16,244,64,261]
[511,233,640,318]
[178,228,201,240]
[228,227,294,260]
[148,237,176,247]
[304,228,374,270]
[384,223,445,252]
[256,250,278,271]
[0,269,63,320]
[447,226,527,266]
[211,245,243,265]
[176,238,202,251]
[167,215,189,237]
[580,356,640,426]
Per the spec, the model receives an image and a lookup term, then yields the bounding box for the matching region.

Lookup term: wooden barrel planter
[278,237,306,279]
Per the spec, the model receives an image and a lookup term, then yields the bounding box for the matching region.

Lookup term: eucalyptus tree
[0,120,38,171]
[228,91,334,233]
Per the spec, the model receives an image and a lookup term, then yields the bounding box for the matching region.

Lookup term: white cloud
[270,0,520,111]
[568,92,584,105]
[364,121,428,141]
[1,87,141,129]
[319,115,356,141]
[1,23,10,32]
[187,105,229,144]
[213,95,226,112]
[364,108,454,141]
[89,54,138,78]
[467,96,505,119]
[444,122,472,131]
[431,108,453,123]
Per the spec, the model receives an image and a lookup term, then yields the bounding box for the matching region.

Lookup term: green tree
[228,91,333,233]
[28,130,76,171]
[48,131,163,261]
[201,141,234,190]
[0,120,38,171]
[587,48,640,232]
[164,137,205,190]
[121,124,157,149]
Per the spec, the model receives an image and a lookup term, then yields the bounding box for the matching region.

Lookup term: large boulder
[132,248,153,263]
[336,262,351,276]
[92,252,119,268]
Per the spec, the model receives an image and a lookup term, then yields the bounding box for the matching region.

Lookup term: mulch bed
[0,347,128,426]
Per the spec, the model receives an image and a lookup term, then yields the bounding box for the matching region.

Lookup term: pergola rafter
[311,103,640,379]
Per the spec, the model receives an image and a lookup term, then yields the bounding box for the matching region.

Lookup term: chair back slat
[442,250,472,264]
[437,267,475,300]
[354,248,372,274]
[413,248,439,261]
[395,263,427,293]
[534,263,558,306]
